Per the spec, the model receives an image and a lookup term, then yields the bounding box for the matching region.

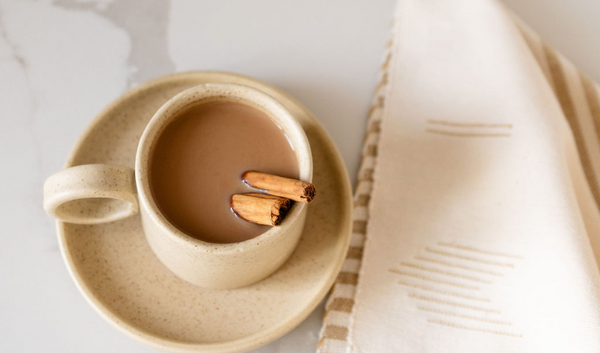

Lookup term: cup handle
[43,164,139,225]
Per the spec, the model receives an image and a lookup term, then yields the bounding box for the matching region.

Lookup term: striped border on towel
[517,20,600,212]
[317,14,600,353]
[316,31,395,353]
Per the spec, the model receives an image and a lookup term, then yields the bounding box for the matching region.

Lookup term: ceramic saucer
[57,71,352,353]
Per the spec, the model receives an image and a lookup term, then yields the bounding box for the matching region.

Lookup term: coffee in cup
[44,83,313,289]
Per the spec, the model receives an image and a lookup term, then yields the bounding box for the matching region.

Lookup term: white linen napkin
[318,0,600,351]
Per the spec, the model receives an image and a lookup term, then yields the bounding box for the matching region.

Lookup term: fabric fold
[319,0,600,351]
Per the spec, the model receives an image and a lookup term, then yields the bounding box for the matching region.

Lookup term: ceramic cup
[43,83,313,289]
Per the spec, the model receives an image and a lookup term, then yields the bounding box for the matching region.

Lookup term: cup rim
[135,83,313,254]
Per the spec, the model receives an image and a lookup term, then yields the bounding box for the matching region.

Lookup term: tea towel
[318,0,600,351]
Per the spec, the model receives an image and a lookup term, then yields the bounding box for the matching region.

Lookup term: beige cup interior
[137,83,313,249]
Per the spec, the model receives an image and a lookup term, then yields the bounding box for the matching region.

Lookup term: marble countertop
[1,0,599,352]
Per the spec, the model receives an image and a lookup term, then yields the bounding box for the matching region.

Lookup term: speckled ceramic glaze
[44,83,313,290]
[49,72,352,353]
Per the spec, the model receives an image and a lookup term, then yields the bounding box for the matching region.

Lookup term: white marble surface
[1,0,598,352]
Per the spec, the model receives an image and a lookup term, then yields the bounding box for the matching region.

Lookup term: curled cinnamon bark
[230,193,291,226]
[242,171,316,203]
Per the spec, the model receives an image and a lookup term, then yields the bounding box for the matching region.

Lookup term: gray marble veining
[1,0,598,352]
[56,0,175,86]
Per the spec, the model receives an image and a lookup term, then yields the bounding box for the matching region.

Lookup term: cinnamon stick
[230,193,291,226]
[242,171,316,203]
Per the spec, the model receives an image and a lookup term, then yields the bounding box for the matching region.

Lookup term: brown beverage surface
[149,101,299,243]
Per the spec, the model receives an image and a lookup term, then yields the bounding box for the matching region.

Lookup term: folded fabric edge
[317,3,600,353]
[316,17,396,353]
[512,12,600,270]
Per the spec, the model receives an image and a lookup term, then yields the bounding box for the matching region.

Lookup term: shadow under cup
[136,83,313,289]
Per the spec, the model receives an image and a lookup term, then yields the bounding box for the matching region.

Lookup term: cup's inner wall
[146,95,304,244]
